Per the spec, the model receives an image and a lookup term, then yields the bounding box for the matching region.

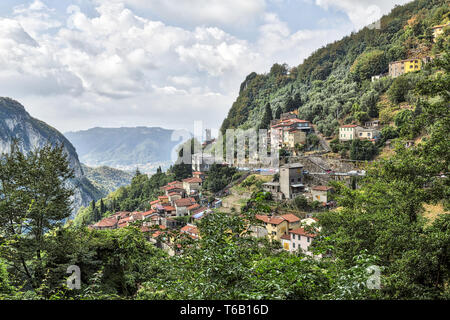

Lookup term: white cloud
[0,0,402,133]
[99,0,266,27]
[315,0,412,30]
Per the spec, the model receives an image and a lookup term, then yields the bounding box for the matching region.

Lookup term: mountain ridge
[0,97,102,217]
[65,126,185,172]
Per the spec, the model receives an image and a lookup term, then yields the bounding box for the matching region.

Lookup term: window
[293,242,296,248]
[292,234,295,240]
[272,231,276,236]
[307,237,310,243]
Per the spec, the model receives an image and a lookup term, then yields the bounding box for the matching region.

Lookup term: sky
[0,0,412,134]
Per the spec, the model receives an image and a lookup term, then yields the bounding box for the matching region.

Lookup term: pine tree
[275,106,282,120]
[260,103,273,129]
[0,142,74,289]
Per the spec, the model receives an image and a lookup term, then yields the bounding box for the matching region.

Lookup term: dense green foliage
[203,164,238,193]
[0,143,75,291]
[0,0,448,301]
[221,0,449,140]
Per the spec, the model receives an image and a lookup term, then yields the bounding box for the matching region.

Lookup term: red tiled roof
[132,212,143,220]
[187,203,201,210]
[255,214,286,225]
[150,200,159,205]
[281,214,300,223]
[183,177,203,183]
[341,124,357,128]
[112,211,131,219]
[168,191,181,196]
[290,227,317,238]
[168,181,181,185]
[158,196,168,200]
[280,234,290,240]
[312,186,333,191]
[175,198,196,207]
[93,217,117,228]
[180,225,199,238]
[193,171,203,175]
[142,210,156,217]
[163,205,176,212]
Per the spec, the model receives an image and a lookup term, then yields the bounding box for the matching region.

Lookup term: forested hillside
[221,0,449,138]
[81,164,133,197]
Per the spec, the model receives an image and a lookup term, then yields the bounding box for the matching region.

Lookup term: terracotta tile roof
[150,200,159,205]
[142,210,156,217]
[312,186,333,191]
[168,192,181,196]
[93,217,117,228]
[182,177,203,183]
[341,124,358,128]
[281,213,300,223]
[193,171,203,175]
[175,198,196,207]
[163,205,176,212]
[290,227,317,238]
[255,214,286,225]
[112,211,131,219]
[180,224,199,238]
[187,203,201,211]
[158,196,168,200]
[132,212,143,220]
[280,234,290,240]
[168,181,181,185]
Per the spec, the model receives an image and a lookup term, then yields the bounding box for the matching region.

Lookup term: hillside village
[88,20,449,258]
[0,0,448,302]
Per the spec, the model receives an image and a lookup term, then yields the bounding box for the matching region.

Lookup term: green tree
[260,103,273,130]
[0,143,75,290]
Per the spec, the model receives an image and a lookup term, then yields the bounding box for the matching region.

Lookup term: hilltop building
[431,23,449,42]
[339,125,380,142]
[388,57,432,78]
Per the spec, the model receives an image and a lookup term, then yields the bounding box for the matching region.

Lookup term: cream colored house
[283,129,307,148]
[311,186,333,204]
[339,125,360,141]
[289,227,317,256]
[357,128,380,140]
[182,177,203,194]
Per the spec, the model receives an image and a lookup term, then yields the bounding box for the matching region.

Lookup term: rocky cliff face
[0,97,101,217]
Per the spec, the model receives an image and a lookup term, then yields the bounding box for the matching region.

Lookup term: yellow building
[389,58,424,78]
[404,59,422,74]
[255,215,288,242]
[255,213,300,242]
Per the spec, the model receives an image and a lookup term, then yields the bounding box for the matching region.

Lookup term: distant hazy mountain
[81,164,133,196]
[65,127,184,170]
[0,97,103,217]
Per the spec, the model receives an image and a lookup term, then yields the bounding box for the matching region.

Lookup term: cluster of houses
[251,213,320,256]
[90,171,224,253]
[269,112,312,151]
